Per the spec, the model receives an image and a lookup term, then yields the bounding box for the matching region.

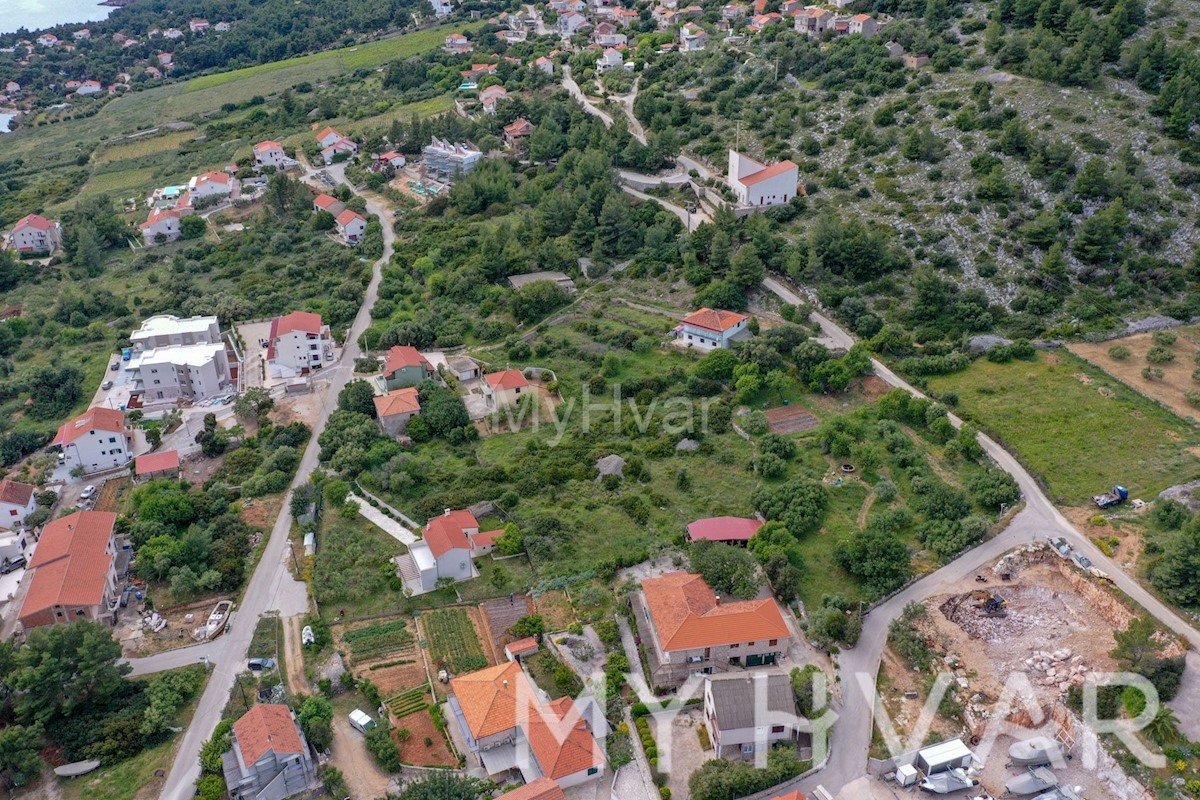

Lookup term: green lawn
[927,352,1200,504]
[796,479,870,611]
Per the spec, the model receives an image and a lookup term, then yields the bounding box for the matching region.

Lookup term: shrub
[1108,346,1130,360]
[874,478,897,503]
[1142,367,1165,381]
[1153,331,1177,347]
[742,411,769,435]
[1147,346,1176,364]
[1187,390,1200,407]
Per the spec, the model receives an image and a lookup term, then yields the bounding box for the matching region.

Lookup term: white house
[320,138,358,165]
[50,408,131,474]
[139,209,184,246]
[593,22,628,46]
[187,170,235,199]
[129,342,233,402]
[704,673,803,759]
[680,23,708,51]
[73,29,91,40]
[848,13,879,36]
[677,307,751,350]
[479,85,509,115]
[727,149,799,206]
[266,311,333,378]
[335,210,367,244]
[794,6,834,36]
[214,21,232,31]
[408,509,499,591]
[6,214,62,254]
[36,34,59,47]
[312,193,345,217]
[444,33,473,53]
[4,81,19,94]
[253,140,288,170]
[432,0,454,14]
[0,480,37,530]
[75,80,102,95]
[482,369,530,409]
[189,18,210,33]
[559,11,591,34]
[162,28,184,39]
[597,48,625,73]
[534,56,555,75]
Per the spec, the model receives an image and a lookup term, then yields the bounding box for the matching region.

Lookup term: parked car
[109,362,119,371]
[349,709,377,733]
[0,556,26,574]
[219,394,235,405]
[101,380,113,390]
[79,485,97,500]
[247,658,277,672]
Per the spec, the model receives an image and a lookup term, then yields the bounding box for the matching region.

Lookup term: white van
[349,709,377,733]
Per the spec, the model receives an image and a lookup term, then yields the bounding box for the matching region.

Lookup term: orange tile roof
[138,208,182,231]
[525,696,605,779]
[50,407,125,447]
[681,308,748,333]
[424,509,478,557]
[503,778,567,800]
[686,516,763,542]
[450,660,531,738]
[373,387,421,418]
[313,193,341,210]
[851,13,871,20]
[505,636,540,656]
[315,126,342,141]
[271,310,324,337]
[382,345,430,374]
[20,511,115,621]
[471,528,504,548]
[771,791,808,800]
[0,479,35,506]
[135,449,180,475]
[641,572,790,652]
[739,160,797,186]
[12,213,54,232]
[336,209,365,227]
[484,369,529,390]
[254,140,282,151]
[234,704,305,765]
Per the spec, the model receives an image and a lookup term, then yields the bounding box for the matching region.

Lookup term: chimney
[715,595,721,605]
[503,679,509,689]
[444,508,451,516]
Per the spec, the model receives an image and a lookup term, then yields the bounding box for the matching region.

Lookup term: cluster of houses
[2,18,234,107]
[314,125,359,165]
[139,167,241,245]
[312,193,368,245]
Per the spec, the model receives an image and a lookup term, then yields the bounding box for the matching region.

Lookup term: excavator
[968,590,1008,617]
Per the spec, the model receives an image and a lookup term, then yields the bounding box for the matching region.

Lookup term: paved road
[157,162,395,800]
[619,183,710,232]
[760,276,1200,796]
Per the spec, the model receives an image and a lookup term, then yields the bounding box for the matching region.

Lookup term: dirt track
[282,615,308,696]
[330,716,393,799]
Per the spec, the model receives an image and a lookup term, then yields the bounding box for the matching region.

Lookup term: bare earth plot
[1069,326,1200,425]
[765,404,820,434]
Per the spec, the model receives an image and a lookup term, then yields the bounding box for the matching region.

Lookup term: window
[768,639,778,646]
[771,725,786,734]
[747,642,754,647]
[741,743,754,754]
[8,510,16,516]
[587,767,599,776]
[730,643,739,649]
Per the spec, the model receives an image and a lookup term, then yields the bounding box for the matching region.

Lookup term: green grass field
[927,352,1200,504]
[3,22,476,168]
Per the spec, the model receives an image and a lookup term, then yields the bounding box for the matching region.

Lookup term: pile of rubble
[1024,648,1093,693]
